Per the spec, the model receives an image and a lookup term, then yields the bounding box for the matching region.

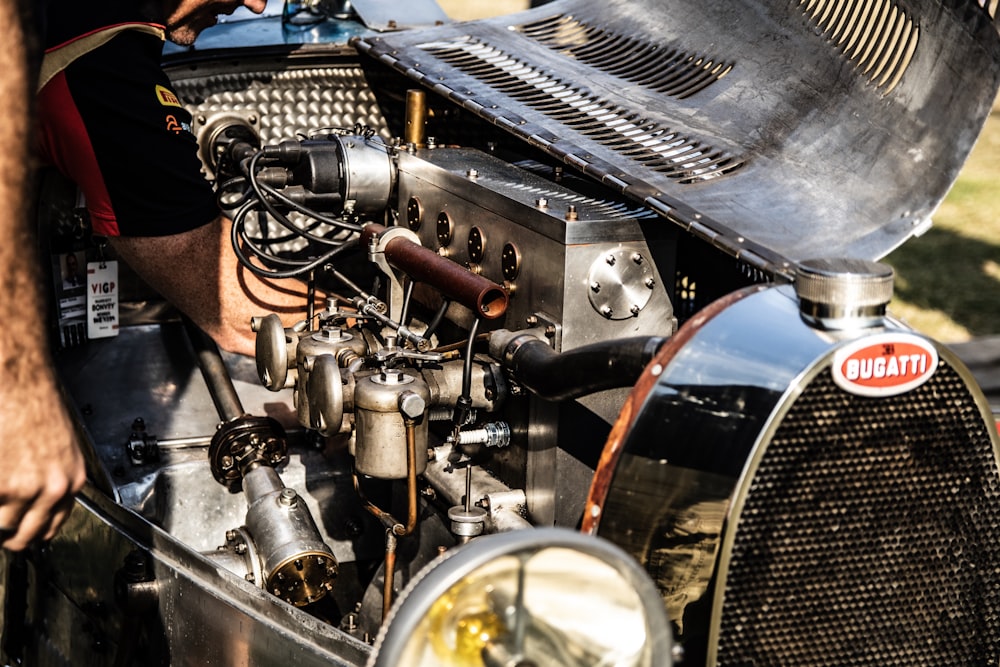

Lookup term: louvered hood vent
[355,0,1000,277]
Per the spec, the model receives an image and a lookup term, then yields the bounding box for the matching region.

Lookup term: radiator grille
[717,362,1000,665]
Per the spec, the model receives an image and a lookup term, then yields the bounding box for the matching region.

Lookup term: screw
[630,304,641,316]
[467,168,479,179]
[535,198,548,209]
[606,254,616,266]
[600,305,614,318]
[632,253,643,264]
[645,277,656,289]
[565,205,578,221]
[590,281,601,293]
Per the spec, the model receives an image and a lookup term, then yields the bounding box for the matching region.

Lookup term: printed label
[155,84,181,107]
[831,333,938,397]
[87,261,119,339]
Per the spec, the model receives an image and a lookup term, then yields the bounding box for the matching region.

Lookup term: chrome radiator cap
[795,258,894,330]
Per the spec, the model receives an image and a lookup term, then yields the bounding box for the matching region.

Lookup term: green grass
[884,102,1000,342]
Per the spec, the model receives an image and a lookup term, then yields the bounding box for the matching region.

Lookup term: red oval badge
[831,333,938,397]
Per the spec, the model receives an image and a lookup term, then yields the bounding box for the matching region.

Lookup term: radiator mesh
[717,362,1000,665]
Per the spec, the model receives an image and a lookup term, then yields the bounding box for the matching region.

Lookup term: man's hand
[0,0,86,551]
[0,374,86,551]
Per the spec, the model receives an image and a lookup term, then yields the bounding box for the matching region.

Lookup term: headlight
[369,528,674,667]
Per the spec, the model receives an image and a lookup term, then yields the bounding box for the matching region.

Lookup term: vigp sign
[831,333,938,398]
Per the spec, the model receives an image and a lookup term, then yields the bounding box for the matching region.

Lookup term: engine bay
[18,1,1000,665]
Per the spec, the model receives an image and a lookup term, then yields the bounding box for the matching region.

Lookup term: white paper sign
[87,261,119,339]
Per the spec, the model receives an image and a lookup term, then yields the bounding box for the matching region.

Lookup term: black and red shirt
[36,1,218,237]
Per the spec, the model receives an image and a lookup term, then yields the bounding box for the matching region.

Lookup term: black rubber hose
[489,331,668,401]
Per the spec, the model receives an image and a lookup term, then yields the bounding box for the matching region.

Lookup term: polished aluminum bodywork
[357,0,1000,275]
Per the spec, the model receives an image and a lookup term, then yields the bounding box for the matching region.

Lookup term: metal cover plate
[355,0,1000,277]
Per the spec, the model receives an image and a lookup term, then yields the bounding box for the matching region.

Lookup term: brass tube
[404,89,427,147]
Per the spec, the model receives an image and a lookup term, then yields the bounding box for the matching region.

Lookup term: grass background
[884,100,1000,342]
[439,1,999,343]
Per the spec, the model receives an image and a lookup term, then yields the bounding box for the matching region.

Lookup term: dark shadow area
[885,226,1000,337]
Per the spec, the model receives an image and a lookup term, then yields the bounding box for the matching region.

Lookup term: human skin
[113,0,313,357]
[0,1,86,551]
[162,0,268,45]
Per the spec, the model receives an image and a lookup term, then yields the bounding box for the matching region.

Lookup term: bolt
[535,197,548,209]
[467,168,479,179]
[606,254,616,266]
[234,543,247,555]
[544,325,556,338]
[645,277,656,289]
[398,391,427,420]
[294,559,304,571]
[632,253,643,264]
[387,19,397,29]
[565,205,578,221]
[630,304,641,316]
[221,455,234,470]
[245,573,255,583]
[600,305,614,318]
[225,530,237,543]
[278,488,298,507]
[590,281,601,293]
[526,315,539,326]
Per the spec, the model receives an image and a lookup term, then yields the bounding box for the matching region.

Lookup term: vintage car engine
[7,0,1000,666]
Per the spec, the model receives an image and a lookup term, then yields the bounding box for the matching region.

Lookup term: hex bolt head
[605,254,616,266]
[600,305,614,318]
[398,391,427,420]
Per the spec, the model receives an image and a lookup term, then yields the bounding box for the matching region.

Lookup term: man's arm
[110,214,312,356]
[0,0,86,550]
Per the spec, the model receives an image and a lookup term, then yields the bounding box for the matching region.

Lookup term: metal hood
[355,0,1000,278]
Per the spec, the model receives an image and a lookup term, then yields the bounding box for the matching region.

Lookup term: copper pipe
[399,418,419,536]
[362,224,508,319]
[382,531,397,622]
[353,471,399,532]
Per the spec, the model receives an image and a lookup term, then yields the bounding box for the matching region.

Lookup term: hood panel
[355,0,1000,277]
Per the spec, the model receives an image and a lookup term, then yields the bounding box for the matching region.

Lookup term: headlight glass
[371,529,672,667]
